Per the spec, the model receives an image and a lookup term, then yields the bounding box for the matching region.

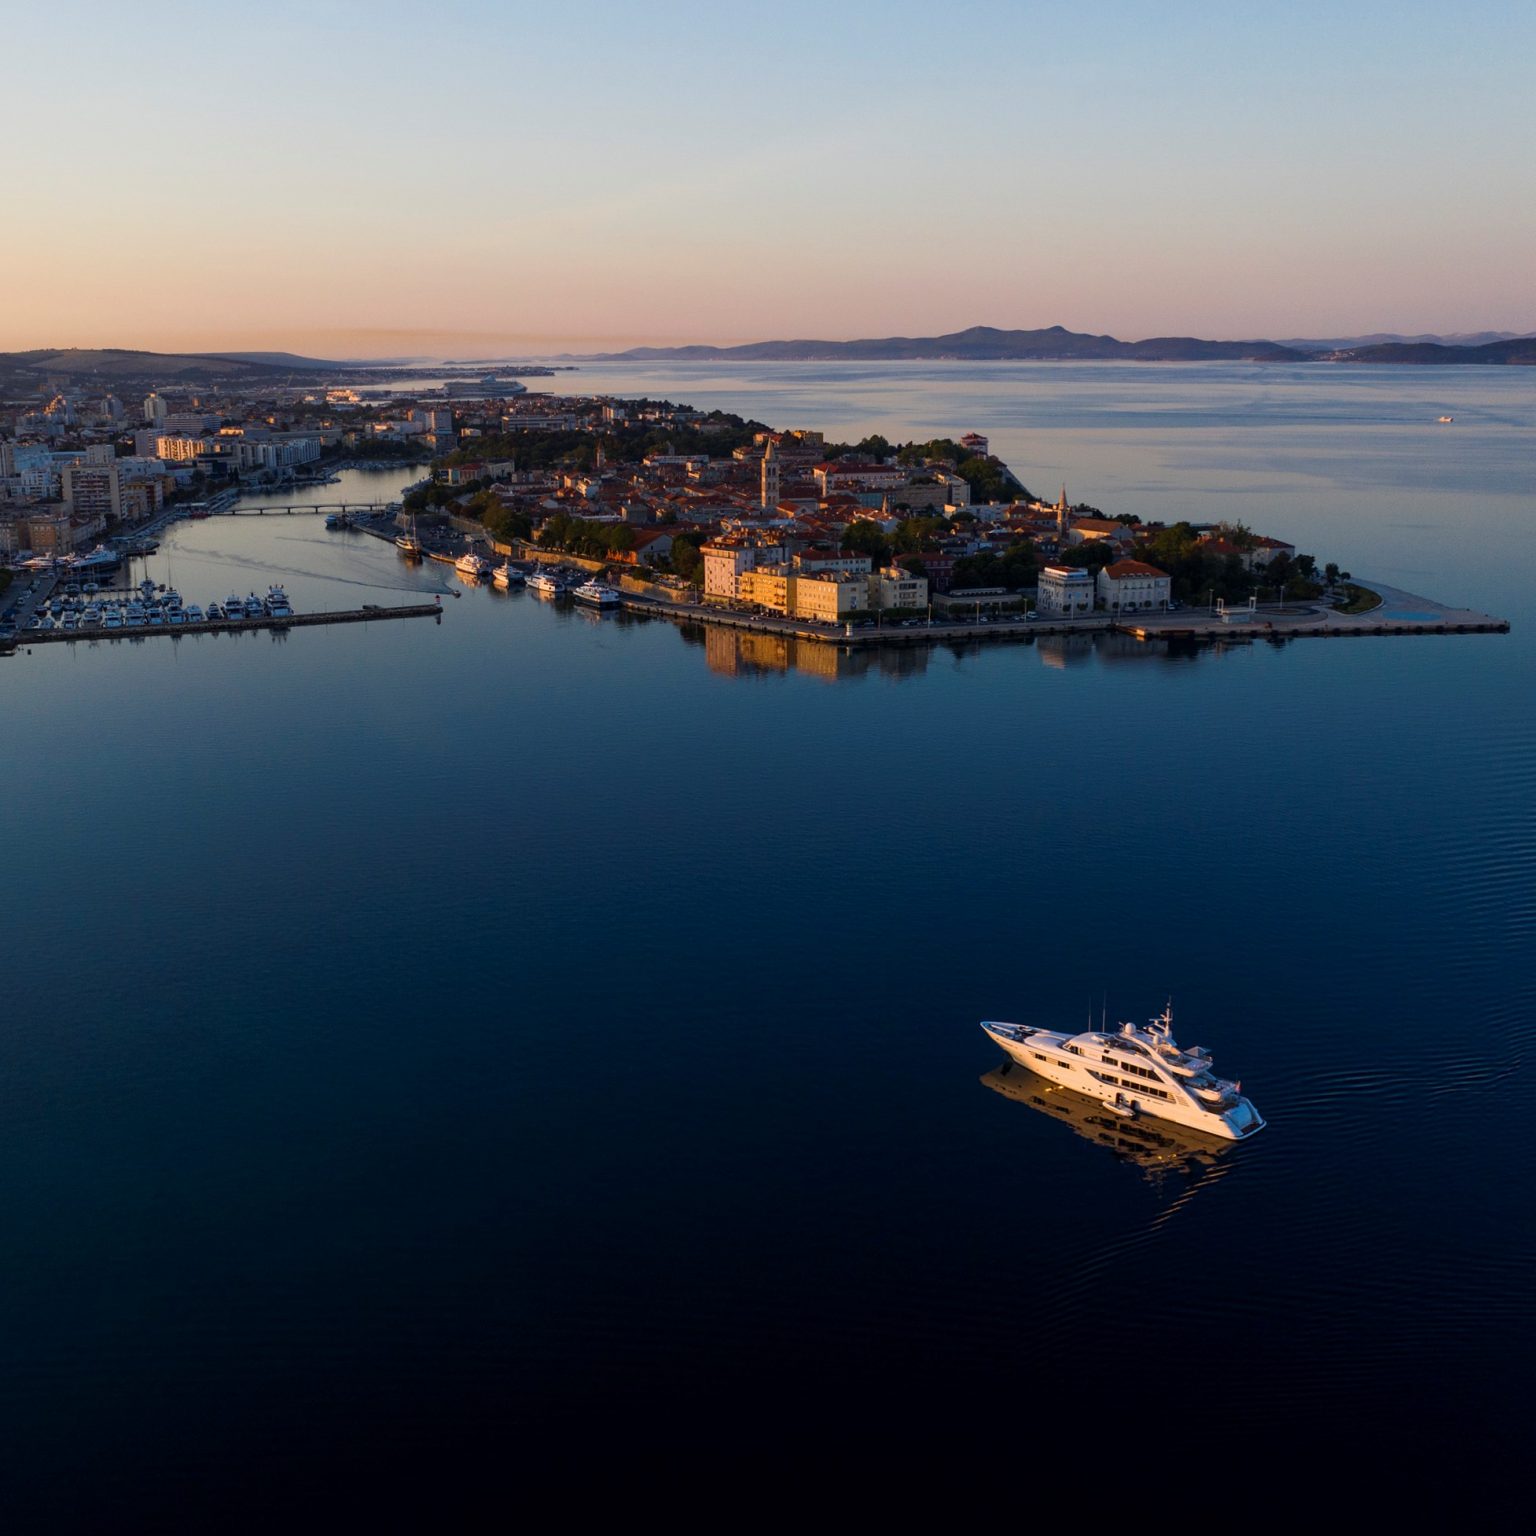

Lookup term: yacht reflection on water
[980,1063,1240,1187]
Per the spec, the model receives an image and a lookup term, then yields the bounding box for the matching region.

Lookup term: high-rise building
[143,393,168,425]
[61,463,123,521]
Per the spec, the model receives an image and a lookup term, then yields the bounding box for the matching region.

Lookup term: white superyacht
[980,1004,1264,1140]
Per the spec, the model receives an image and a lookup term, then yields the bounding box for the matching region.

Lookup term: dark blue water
[2,367,1533,1517]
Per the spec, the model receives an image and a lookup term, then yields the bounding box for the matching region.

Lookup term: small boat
[1437,415,1454,423]
[395,513,423,558]
[493,562,525,589]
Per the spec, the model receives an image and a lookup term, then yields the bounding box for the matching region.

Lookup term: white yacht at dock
[980,1004,1264,1140]
[572,579,620,609]
[527,570,563,596]
[455,552,490,579]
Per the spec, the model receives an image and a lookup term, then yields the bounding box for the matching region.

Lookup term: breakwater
[6,603,442,652]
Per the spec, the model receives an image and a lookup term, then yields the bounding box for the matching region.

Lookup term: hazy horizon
[7,318,1535,366]
[2,0,1532,356]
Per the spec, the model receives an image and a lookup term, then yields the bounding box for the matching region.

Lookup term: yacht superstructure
[980,1004,1264,1140]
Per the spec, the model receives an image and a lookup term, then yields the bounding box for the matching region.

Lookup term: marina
[4,569,441,652]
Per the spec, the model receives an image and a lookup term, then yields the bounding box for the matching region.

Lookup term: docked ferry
[493,562,525,589]
[980,1004,1264,1140]
[455,551,490,579]
[527,570,564,597]
[572,579,620,609]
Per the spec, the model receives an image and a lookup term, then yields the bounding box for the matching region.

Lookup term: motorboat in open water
[980,1003,1264,1140]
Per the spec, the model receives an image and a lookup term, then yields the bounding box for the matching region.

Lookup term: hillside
[0,347,340,383]
[1325,337,1536,365]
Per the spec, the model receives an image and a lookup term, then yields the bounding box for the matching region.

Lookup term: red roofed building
[813,461,907,495]
[1248,535,1297,567]
[1097,558,1171,612]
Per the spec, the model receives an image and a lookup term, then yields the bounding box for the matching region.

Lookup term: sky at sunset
[4,0,1533,358]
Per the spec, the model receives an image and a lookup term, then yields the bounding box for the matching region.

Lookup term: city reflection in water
[691,624,931,683]
[679,623,1235,682]
[980,1062,1240,1192]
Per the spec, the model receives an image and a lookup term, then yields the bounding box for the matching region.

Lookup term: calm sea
[2,363,1532,1517]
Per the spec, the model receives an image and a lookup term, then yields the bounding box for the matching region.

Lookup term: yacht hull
[982,1022,1264,1141]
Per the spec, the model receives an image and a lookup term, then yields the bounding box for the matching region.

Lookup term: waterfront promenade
[610,582,1508,648]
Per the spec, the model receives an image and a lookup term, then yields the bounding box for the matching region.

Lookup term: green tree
[841,520,892,566]
[893,515,948,554]
[671,534,704,583]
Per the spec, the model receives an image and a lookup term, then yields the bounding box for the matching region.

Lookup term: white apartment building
[1035,563,1095,616]
[873,565,929,610]
[702,536,788,601]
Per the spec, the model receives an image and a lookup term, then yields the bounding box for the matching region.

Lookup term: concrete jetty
[5,603,442,653]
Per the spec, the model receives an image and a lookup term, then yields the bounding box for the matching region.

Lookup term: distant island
[0,349,562,391]
[587,323,1536,366]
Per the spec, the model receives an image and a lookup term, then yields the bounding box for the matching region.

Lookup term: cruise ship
[527,570,564,596]
[455,551,490,579]
[979,1004,1264,1140]
[572,579,620,609]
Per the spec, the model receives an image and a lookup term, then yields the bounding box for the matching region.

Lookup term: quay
[4,603,442,653]
[611,582,1509,648]
[326,518,1515,650]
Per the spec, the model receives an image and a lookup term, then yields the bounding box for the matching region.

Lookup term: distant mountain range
[5,328,1534,389]
[589,324,1536,366]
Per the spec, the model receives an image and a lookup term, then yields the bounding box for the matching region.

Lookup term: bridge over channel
[225,502,398,517]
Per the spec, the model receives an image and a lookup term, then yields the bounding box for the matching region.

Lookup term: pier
[5,603,442,652]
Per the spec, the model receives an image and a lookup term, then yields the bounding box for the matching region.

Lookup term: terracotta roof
[1103,559,1168,579]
